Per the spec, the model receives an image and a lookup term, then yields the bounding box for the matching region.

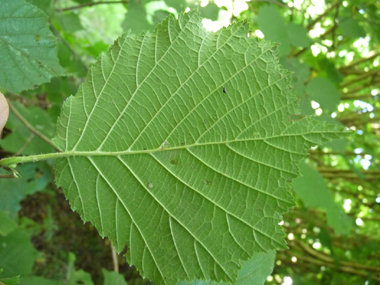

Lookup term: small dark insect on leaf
[223,86,226,93]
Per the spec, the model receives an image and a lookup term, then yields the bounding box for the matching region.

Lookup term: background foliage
[0,0,379,284]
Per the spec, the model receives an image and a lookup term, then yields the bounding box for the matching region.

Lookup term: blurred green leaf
[339,17,366,38]
[122,1,153,33]
[199,3,220,21]
[103,269,128,285]
[0,0,65,93]
[24,0,52,15]
[0,162,51,218]
[0,269,20,285]
[0,229,38,278]
[152,10,172,26]
[0,102,56,155]
[0,210,18,236]
[164,0,188,12]
[55,12,83,33]
[287,23,311,48]
[293,163,352,235]
[57,42,88,77]
[66,252,94,285]
[164,0,219,20]
[306,77,341,111]
[19,276,62,285]
[256,5,290,56]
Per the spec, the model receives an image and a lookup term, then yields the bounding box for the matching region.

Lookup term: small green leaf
[306,77,341,111]
[287,23,311,48]
[55,12,84,33]
[292,163,352,235]
[339,17,366,38]
[0,162,51,218]
[0,229,38,278]
[103,269,128,285]
[122,1,153,33]
[0,0,65,93]
[256,5,290,56]
[66,253,94,285]
[0,210,18,236]
[53,10,348,285]
[199,3,220,21]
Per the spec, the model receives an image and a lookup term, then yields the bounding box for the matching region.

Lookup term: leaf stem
[8,101,61,152]
[57,1,128,12]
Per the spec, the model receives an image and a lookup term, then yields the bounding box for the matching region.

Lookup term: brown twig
[309,150,368,156]
[290,254,380,282]
[110,241,119,273]
[57,1,128,12]
[0,174,17,178]
[291,25,335,58]
[306,0,339,31]
[339,69,380,88]
[13,134,35,156]
[331,0,340,50]
[249,0,290,8]
[339,52,380,72]
[341,93,377,100]
[294,240,380,273]
[8,101,60,152]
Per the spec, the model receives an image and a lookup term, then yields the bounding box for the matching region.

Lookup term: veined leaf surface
[0,0,65,93]
[53,11,346,285]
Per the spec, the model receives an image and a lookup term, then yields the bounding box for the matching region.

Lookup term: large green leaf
[53,11,347,285]
[0,0,65,93]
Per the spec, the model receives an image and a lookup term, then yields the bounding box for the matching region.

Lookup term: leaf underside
[53,10,346,285]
